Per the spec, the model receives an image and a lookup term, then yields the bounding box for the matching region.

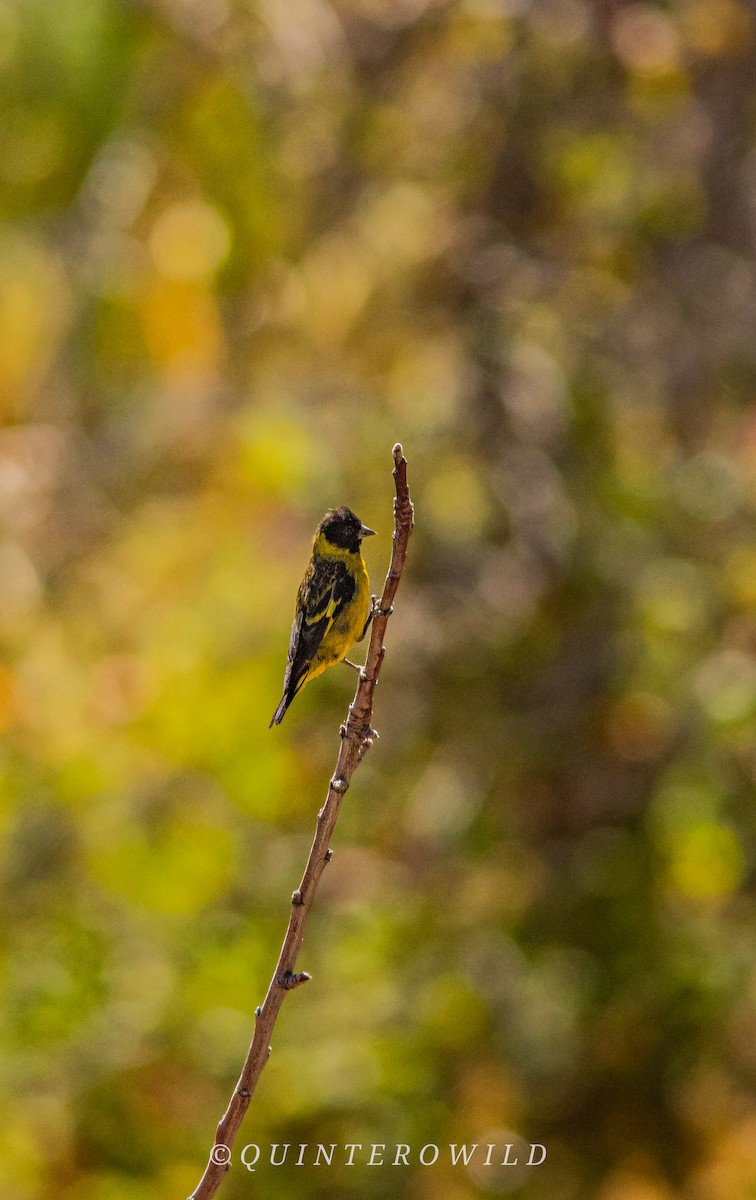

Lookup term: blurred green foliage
[1,1,756,1198]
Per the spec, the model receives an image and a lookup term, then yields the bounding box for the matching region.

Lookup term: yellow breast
[309,541,370,677]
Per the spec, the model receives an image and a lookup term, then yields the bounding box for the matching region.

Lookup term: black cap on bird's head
[319,505,375,552]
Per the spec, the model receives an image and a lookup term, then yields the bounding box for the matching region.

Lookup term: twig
[188,443,414,1200]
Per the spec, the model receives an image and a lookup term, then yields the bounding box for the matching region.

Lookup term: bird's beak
[360,524,376,539]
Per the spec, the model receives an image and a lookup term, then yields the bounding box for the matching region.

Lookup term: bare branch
[189,443,414,1200]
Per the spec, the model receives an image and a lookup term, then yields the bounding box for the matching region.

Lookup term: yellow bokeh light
[668,823,745,899]
[148,199,231,282]
[680,0,753,57]
[140,278,224,372]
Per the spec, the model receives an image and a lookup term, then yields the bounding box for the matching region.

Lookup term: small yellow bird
[270,506,375,726]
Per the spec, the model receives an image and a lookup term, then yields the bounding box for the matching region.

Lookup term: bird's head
[319,506,375,553]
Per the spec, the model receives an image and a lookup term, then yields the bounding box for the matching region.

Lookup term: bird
[269,505,375,726]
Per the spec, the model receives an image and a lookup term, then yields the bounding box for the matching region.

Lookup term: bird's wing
[283,557,356,699]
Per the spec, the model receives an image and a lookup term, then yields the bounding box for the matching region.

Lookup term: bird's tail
[269,693,291,727]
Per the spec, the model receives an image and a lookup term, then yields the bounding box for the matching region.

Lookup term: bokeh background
[2,0,756,1197]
